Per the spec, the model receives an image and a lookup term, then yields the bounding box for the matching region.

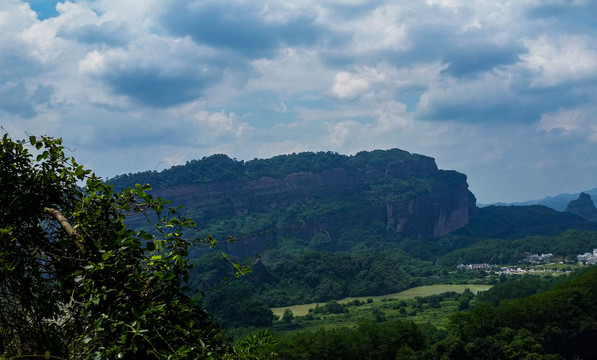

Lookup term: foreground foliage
[0,134,269,359]
[267,319,428,360]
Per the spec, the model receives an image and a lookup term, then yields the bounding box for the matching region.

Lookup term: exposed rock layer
[146,151,476,238]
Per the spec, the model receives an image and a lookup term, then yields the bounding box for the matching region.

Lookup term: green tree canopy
[0,134,270,359]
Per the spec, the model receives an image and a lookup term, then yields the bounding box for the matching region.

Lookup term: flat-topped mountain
[109,149,476,239]
[108,148,597,312]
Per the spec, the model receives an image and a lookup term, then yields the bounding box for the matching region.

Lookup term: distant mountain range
[482,187,597,211]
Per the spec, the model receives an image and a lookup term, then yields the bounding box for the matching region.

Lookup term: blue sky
[2,0,597,203]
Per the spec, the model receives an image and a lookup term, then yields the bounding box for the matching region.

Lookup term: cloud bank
[2,0,597,203]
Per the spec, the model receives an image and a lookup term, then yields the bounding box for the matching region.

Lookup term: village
[457,248,597,275]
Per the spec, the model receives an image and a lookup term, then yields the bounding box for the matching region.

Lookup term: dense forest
[186,203,597,314]
[108,149,423,188]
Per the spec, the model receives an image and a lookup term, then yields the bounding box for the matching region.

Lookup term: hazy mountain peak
[565,192,597,221]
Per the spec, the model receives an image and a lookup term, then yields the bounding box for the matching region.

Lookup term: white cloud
[523,36,597,88]
[76,35,221,107]
[327,120,358,147]
[271,102,288,113]
[0,1,37,31]
[330,71,372,100]
[296,105,371,122]
[425,0,464,10]
[538,109,580,133]
[78,50,106,74]
[374,101,413,130]
[247,47,333,93]
[0,5,45,76]
[194,109,253,138]
[337,4,411,54]
[590,129,597,142]
[390,62,445,90]
[325,0,375,5]
[417,70,519,122]
[329,62,441,103]
[92,0,160,24]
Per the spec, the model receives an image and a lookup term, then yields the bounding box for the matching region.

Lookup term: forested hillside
[438,230,597,266]
[406,205,597,260]
[108,150,597,313]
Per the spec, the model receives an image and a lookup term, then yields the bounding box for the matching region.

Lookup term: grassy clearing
[272,284,492,317]
[533,263,581,271]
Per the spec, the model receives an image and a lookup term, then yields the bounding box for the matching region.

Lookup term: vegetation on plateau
[108,148,422,189]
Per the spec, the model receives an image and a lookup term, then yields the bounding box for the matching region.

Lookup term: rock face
[386,181,475,238]
[382,170,476,238]
[566,193,597,221]
[139,150,476,239]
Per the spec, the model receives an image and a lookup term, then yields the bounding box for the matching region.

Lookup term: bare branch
[43,207,85,253]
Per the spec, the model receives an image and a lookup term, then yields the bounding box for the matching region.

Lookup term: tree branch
[43,207,85,253]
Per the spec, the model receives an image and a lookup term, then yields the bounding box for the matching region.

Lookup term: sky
[1,0,597,204]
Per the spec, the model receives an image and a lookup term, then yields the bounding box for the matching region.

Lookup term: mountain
[109,149,476,240]
[398,204,597,261]
[101,148,597,333]
[454,205,597,240]
[108,148,597,309]
[108,149,597,263]
[566,192,597,221]
[484,187,597,211]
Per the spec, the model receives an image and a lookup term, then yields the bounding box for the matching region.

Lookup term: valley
[21,144,597,358]
[271,284,493,317]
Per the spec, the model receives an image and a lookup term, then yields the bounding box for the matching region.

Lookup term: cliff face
[148,152,475,239]
[383,172,476,238]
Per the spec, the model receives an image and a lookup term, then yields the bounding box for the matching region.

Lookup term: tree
[281,309,294,323]
[201,285,274,328]
[0,134,269,359]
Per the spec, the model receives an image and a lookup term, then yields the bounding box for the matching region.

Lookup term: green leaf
[175,255,185,269]
[145,241,156,252]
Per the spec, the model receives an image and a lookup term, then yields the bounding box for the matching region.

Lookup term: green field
[272,284,492,317]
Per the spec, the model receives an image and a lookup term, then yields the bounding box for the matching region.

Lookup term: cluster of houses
[457,263,495,271]
[456,263,534,274]
[458,248,597,271]
[577,249,597,265]
[521,253,556,264]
